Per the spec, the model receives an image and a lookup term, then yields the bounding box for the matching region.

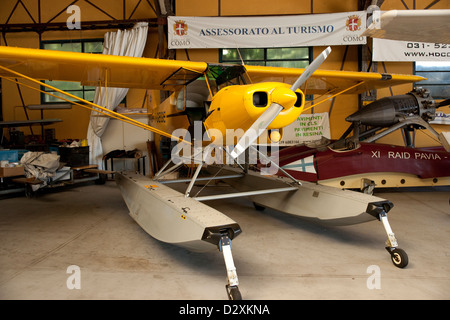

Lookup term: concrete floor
[0,179,449,300]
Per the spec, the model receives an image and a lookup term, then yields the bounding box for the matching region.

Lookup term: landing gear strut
[219,235,242,300]
[368,201,409,268]
[379,211,409,268]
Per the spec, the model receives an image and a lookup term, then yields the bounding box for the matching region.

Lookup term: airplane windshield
[160,67,204,88]
[205,64,249,94]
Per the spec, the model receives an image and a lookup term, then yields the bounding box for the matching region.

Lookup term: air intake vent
[253,91,268,107]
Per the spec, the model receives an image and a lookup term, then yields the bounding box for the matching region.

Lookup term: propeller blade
[437,98,450,108]
[230,47,332,159]
[230,103,283,159]
[290,46,332,91]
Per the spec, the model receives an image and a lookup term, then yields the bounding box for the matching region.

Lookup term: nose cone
[270,87,297,109]
[346,95,420,127]
[346,98,397,127]
[345,112,363,123]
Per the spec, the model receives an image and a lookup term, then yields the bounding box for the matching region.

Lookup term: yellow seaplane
[0,44,423,299]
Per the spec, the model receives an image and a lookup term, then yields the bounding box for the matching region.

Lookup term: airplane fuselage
[276,142,450,189]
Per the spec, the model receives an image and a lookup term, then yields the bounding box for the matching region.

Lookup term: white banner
[373,38,450,61]
[168,12,366,49]
[278,112,331,146]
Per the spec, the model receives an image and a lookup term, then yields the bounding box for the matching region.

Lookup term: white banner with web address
[373,38,450,61]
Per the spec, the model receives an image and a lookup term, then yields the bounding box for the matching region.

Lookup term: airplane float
[0,44,425,299]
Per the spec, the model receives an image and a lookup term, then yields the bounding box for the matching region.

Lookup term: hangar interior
[0,0,449,301]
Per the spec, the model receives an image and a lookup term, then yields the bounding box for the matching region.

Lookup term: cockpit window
[204,64,249,95]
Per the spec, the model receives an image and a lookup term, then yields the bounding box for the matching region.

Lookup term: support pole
[185,145,211,197]
[379,211,398,248]
[219,235,241,300]
[249,145,301,185]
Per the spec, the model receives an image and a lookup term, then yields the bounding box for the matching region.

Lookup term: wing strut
[303,81,365,112]
[0,65,190,144]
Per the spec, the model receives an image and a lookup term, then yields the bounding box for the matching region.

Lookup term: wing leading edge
[244,65,425,96]
[0,45,424,94]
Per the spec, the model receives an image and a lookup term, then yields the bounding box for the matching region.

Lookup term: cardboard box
[0,166,25,178]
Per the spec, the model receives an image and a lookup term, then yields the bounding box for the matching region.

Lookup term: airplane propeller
[437,98,450,108]
[230,46,332,159]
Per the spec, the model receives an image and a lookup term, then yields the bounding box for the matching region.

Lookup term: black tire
[227,286,242,300]
[390,248,408,268]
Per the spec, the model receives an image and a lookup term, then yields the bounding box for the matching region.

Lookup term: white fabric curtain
[87,22,149,168]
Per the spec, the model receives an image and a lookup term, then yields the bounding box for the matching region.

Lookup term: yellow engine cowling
[204,82,305,141]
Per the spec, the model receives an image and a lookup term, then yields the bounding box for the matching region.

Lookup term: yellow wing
[0,45,424,94]
[0,45,207,91]
[244,65,425,95]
